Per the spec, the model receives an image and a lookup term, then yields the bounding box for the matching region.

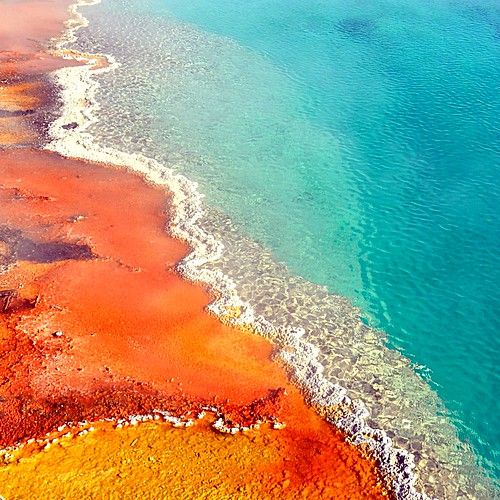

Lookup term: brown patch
[0,225,95,265]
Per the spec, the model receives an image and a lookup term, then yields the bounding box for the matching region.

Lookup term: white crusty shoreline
[45,1,430,498]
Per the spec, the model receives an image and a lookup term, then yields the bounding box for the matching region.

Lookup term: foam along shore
[0,1,389,498]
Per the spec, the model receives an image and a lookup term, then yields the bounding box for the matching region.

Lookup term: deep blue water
[87,0,500,480]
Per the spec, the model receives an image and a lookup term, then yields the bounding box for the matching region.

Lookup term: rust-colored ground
[0,1,388,498]
[0,148,291,440]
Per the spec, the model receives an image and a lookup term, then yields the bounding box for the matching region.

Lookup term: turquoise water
[80,0,499,483]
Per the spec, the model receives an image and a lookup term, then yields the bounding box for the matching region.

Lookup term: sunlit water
[69,0,499,495]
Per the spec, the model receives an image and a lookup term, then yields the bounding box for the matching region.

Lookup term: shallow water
[68,0,499,495]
